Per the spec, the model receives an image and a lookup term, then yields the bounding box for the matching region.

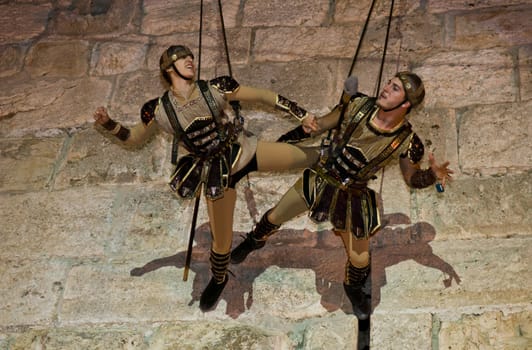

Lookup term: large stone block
[215,28,254,67]
[335,0,422,22]
[458,101,531,175]
[371,313,433,350]
[288,313,358,349]
[254,27,364,62]
[51,0,138,36]
[110,70,166,120]
[0,258,68,327]
[0,187,115,259]
[147,321,295,349]
[410,107,459,175]
[373,237,531,312]
[390,14,445,54]
[0,4,51,45]
[25,40,89,78]
[242,0,329,27]
[428,0,528,13]
[232,60,341,110]
[438,310,532,349]
[53,128,170,189]
[93,183,197,257]
[59,262,196,325]
[90,42,148,76]
[0,78,113,138]
[2,327,145,350]
[58,259,229,326]
[520,46,532,102]
[416,49,515,108]
[251,266,327,319]
[0,138,64,192]
[452,8,532,49]
[141,0,239,35]
[413,172,531,238]
[372,309,532,349]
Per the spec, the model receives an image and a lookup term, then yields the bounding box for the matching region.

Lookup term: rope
[218,0,233,77]
[343,0,377,103]
[216,0,257,223]
[374,0,395,96]
[376,0,396,196]
[323,0,377,150]
[197,0,204,79]
[183,0,207,282]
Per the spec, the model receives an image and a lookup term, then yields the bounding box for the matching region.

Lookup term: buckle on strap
[313,165,367,193]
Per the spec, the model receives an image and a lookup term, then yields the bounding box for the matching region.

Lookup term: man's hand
[301,114,319,133]
[429,153,454,188]
[93,106,110,125]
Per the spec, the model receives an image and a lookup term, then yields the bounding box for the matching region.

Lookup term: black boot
[200,251,230,312]
[231,210,280,264]
[343,261,371,320]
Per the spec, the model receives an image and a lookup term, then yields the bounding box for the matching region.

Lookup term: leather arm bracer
[275,95,308,121]
[102,118,130,141]
[276,125,312,143]
[410,168,437,189]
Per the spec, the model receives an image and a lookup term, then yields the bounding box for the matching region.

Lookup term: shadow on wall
[130,212,461,319]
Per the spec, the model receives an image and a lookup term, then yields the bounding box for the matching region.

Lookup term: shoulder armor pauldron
[209,76,240,93]
[406,133,424,164]
[349,92,368,102]
[141,98,159,125]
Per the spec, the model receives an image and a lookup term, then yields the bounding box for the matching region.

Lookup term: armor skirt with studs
[296,167,381,239]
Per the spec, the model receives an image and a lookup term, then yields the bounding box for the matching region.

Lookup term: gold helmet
[395,71,425,107]
[159,45,194,71]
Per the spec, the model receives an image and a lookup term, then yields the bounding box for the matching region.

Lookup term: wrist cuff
[410,168,437,189]
[275,95,308,122]
[109,122,130,141]
[102,119,118,131]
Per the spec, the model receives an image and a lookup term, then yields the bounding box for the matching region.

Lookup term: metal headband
[396,71,425,107]
[160,46,193,71]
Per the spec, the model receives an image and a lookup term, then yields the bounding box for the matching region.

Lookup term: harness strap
[325,97,375,165]
[197,80,221,121]
[161,92,184,165]
[324,97,413,184]
[356,124,412,180]
[163,80,224,164]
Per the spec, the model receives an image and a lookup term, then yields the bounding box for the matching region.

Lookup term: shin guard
[343,261,371,320]
[200,250,230,311]
[231,210,280,264]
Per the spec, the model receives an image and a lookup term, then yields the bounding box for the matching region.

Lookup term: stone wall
[0,0,530,349]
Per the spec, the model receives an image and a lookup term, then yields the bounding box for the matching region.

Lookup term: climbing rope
[374,0,396,96]
[344,0,378,100]
[196,0,258,223]
[217,0,233,77]
[376,0,397,196]
[325,0,395,153]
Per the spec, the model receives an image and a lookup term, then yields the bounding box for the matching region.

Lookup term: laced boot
[199,250,231,312]
[231,210,280,264]
[343,261,371,320]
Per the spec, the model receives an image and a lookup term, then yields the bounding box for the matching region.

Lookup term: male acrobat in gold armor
[231,72,454,320]
[93,45,320,311]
